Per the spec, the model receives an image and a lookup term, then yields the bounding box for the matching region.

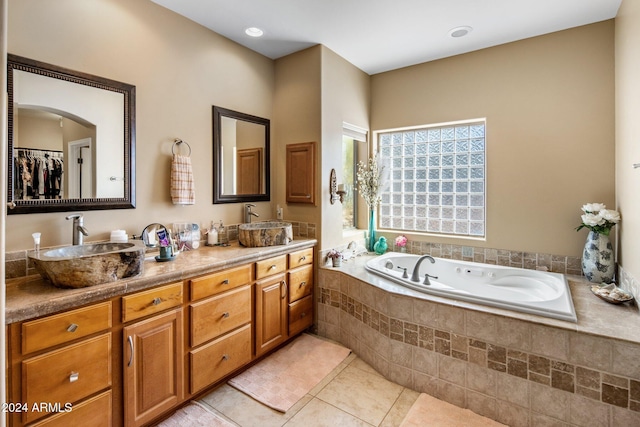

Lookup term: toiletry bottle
[207,221,218,245]
[32,232,41,253]
[218,220,226,244]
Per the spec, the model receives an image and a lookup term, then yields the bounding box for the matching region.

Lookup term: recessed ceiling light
[448,26,473,38]
[245,27,264,38]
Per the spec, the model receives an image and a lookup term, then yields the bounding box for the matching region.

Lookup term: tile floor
[199,353,420,427]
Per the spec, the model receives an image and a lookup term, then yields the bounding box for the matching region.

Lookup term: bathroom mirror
[7,54,136,214]
[212,105,270,204]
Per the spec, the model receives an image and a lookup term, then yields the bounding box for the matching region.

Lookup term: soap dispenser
[207,221,218,245]
[218,220,226,244]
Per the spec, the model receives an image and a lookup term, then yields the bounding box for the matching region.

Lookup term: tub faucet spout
[411,254,435,282]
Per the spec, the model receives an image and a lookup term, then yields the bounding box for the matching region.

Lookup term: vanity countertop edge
[5,238,317,324]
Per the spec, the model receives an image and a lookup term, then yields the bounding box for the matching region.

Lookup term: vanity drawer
[30,390,112,427]
[289,295,313,336]
[22,333,112,424]
[22,301,112,355]
[190,323,252,393]
[190,285,252,347]
[122,282,183,323]
[288,264,313,303]
[288,247,313,269]
[255,255,287,280]
[189,264,252,301]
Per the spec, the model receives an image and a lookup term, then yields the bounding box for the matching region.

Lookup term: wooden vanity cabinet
[287,248,314,336]
[186,264,253,395]
[123,308,183,427]
[6,301,113,427]
[255,273,288,357]
[121,281,184,427]
[6,244,315,427]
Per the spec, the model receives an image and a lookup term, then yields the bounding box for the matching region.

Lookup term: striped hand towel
[171,154,195,205]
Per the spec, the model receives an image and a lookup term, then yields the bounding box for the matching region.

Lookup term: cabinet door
[123,308,183,427]
[255,274,288,357]
[286,141,316,204]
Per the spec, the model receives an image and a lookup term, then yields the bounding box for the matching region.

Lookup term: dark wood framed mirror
[7,54,136,214]
[212,106,270,204]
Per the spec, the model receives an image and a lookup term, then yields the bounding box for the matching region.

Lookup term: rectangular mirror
[7,54,136,214]
[212,106,270,204]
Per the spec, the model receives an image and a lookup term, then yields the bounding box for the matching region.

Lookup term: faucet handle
[65,213,83,220]
[423,273,438,286]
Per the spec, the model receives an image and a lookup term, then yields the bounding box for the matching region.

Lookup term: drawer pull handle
[152,297,162,306]
[127,336,134,367]
[222,279,230,285]
[67,323,79,333]
[281,280,288,299]
[222,312,230,319]
[222,354,229,361]
[300,256,306,261]
[300,281,307,287]
[301,312,307,318]
[69,372,79,383]
[269,264,277,270]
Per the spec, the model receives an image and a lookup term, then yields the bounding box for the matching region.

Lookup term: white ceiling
[151,0,621,75]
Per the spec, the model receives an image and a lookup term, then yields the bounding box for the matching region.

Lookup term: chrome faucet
[411,254,436,282]
[244,203,259,223]
[65,213,89,245]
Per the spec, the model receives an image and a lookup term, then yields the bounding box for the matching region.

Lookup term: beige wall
[273,47,322,227]
[6,0,275,251]
[371,21,615,257]
[616,0,640,281]
[319,46,370,250]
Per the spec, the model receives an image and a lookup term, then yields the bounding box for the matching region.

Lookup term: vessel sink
[238,222,293,247]
[29,241,146,288]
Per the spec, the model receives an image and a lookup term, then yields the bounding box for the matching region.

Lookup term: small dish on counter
[590,283,634,304]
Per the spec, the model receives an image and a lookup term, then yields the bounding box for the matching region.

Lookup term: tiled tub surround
[317,256,640,427]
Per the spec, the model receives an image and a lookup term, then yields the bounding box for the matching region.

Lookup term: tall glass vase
[367,209,376,252]
[582,230,615,283]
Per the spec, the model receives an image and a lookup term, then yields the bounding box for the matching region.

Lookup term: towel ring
[172,138,192,156]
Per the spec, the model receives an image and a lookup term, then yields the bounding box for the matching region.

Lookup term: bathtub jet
[365,252,577,322]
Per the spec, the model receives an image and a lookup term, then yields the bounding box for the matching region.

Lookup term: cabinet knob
[67,323,78,333]
[300,281,307,287]
[222,312,230,319]
[222,354,229,361]
[69,372,79,383]
[222,279,230,285]
[300,256,306,261]
[152,297,162,306]
[269,264,277,270]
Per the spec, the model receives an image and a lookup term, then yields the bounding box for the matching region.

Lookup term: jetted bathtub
[365,252,577,322]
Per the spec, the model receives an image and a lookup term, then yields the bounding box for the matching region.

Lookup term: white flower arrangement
[356,152,388,208]
[576,203,621,236]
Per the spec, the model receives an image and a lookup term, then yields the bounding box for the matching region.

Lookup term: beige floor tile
[200,383,311,427]
[380,388,420,427]
[349,356,385,377]
[283,398,374,427]
[308,352,357,396]
[316,363,404,425]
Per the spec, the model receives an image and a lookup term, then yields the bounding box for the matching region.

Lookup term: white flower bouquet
[356,152,388,208]
[576,203,620,236]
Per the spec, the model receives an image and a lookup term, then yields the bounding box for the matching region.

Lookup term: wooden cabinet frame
[286,142,316,204]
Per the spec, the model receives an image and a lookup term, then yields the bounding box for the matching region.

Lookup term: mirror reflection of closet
[15,108,97,200]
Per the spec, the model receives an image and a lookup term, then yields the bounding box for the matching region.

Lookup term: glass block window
[377,120,486,237]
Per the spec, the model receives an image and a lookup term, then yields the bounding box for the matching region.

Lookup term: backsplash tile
[4,220,316,280]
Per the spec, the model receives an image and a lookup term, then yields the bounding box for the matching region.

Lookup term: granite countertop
[324,254,640,345]
[6,238,317,324]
